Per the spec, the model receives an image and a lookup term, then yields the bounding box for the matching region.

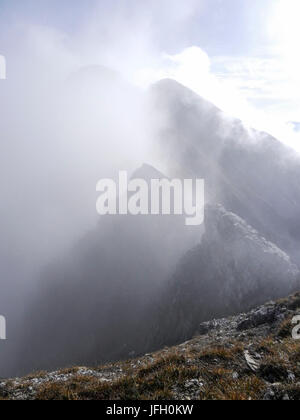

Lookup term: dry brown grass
[4,292,300,400]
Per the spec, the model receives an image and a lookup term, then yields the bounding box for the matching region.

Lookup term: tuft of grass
[56,367,80,375]
[258,363,288,384]
[36,375,98,400]
[202,374,265,400]
[24,371,47,381]
[36,382,79,400]
[278,292,300,311]
[277,317,294,339]
[197,344,243,363]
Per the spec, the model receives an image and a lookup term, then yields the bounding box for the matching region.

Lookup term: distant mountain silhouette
[17,164,201,374]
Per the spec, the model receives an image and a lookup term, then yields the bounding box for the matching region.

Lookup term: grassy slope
[1,293,300,400]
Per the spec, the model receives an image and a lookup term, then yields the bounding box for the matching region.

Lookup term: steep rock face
[150,79,300,264]
[153,205,299,348]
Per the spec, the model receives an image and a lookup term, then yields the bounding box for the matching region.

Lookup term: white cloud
[134,46,300,152]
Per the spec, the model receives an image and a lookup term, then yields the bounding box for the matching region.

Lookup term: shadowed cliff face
[153,204,299,348]
[150,79,300,264]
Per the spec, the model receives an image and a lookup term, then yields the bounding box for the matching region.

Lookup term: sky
[0,0,299,149]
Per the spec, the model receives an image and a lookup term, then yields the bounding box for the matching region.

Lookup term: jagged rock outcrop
[153,204,299,348]
[150,79,300,264]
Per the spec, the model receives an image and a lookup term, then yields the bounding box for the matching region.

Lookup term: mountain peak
[67,65,121,85]
[131,163,167,181]
[151,78,221,113]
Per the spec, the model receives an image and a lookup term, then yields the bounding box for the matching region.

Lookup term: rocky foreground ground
[1,292,300,400]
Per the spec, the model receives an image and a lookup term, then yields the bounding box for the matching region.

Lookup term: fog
[1,1,300,378]
[0,1,204,377]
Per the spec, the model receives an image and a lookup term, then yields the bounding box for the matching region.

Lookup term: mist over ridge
[1,3,300,377]
[0,72,299,376]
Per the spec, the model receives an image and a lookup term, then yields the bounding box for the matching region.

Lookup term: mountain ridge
[149,78,300,264]
[9,78,300,381]
[152,204,300,349]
